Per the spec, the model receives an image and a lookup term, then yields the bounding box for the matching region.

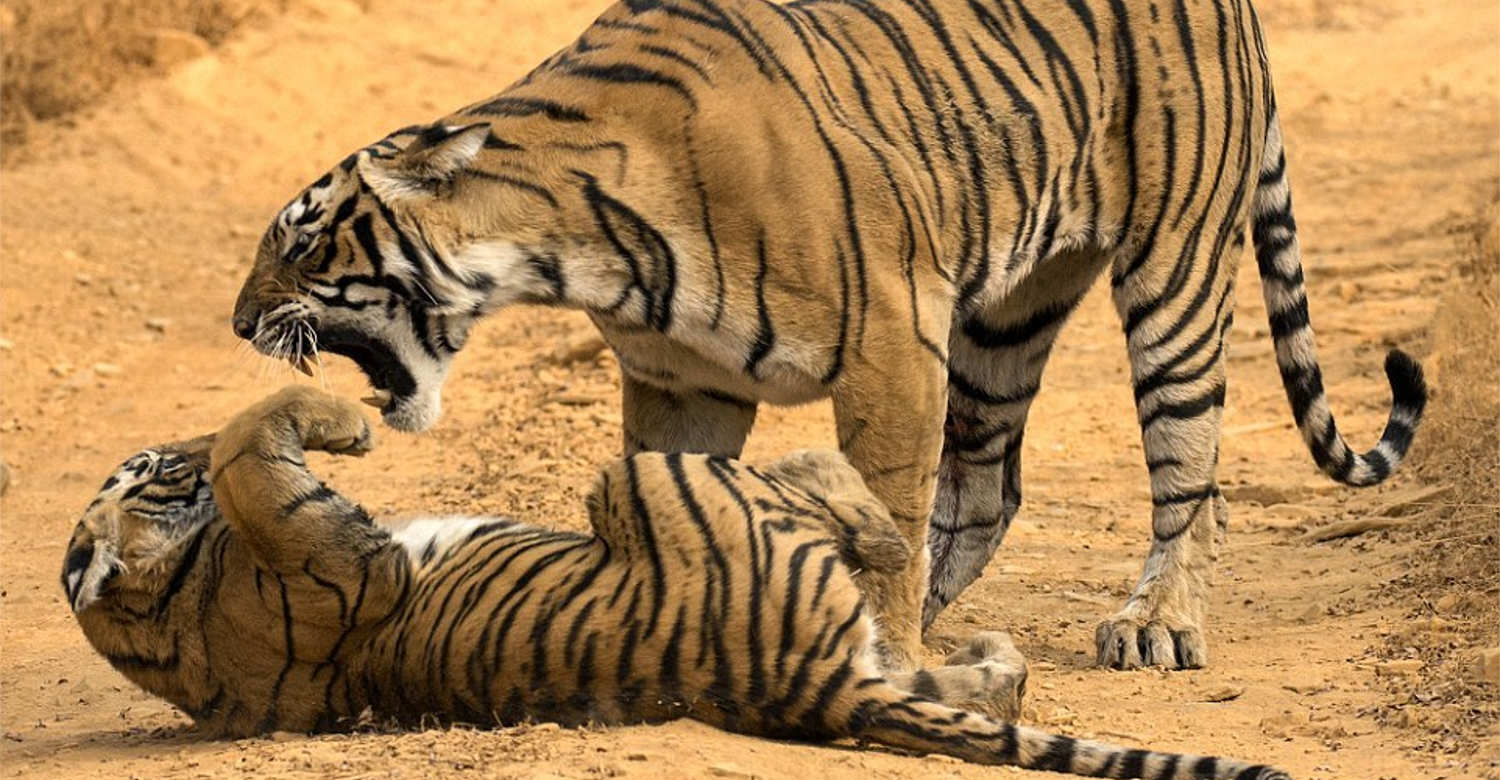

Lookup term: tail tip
[1383,348,1428,413]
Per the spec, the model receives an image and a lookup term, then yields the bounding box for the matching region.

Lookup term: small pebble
[1374,659,1425,677]
[1201,684,1246,702]
[1474,648,1499,685]
[1435,591,1484,615]
[549,334,608,366]
[1281,675,1326,694]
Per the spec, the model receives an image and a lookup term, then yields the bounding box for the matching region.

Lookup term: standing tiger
[231,0,1427,674]
[64,386,1290,779]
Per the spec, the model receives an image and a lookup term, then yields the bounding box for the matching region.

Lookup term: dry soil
[1,1,1497,779]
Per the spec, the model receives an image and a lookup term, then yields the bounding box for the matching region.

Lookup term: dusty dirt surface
[2,1,1497,779]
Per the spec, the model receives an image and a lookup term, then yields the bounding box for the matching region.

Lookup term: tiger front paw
[262,387,376,457]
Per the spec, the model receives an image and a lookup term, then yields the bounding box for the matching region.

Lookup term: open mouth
[316,325,417,415]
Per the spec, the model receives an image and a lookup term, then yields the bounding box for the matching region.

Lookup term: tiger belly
[359,481,888,733]
[385,516,516,565]
[600,324,830,407]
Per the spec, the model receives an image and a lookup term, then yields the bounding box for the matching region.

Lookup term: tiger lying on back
[230,0,1427,675]
[64,387,1288,779]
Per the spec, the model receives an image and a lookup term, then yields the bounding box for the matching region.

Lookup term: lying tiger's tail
[841,681,1288,779]
[1251,111,1427,487]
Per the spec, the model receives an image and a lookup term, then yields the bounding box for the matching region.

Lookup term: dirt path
[2,1,1496,779]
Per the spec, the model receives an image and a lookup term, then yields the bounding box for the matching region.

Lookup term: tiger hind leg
[925,249,1107,626]
[759,449,911,574]
[890,631,1028,720]
[831,345,949,675]
[1094,233,1240,670]
[831,676,1287,779]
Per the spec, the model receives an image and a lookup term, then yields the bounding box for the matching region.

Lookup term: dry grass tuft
[0,0,273,164]
[1418,198,1500,499]
[1374,193,1500,767]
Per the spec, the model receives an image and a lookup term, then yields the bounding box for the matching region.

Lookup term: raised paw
[1095,613,1207,670]
[262,387,375,456]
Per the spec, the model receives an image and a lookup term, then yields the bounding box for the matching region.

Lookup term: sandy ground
[1,1,1497,778]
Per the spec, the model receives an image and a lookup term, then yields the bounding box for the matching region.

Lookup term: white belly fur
[599,325,830,407]
[386,516,510,564]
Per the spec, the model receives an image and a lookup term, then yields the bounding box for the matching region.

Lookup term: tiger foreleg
[833,354,948,675]
[209,387,404,593]
[621,374,758,457]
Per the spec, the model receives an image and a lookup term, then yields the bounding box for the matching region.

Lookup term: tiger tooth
[362,389,393,409]
[293,357,314,377]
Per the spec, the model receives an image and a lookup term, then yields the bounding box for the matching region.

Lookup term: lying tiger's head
[232,121,529,432]
[62,436,217,615]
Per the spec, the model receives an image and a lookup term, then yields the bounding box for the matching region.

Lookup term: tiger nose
[232,313,257,339]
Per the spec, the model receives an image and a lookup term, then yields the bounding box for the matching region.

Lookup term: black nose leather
[232,316,256,339]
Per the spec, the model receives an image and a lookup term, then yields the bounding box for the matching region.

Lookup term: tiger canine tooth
[362,390,393,408]
[292,357,314,377]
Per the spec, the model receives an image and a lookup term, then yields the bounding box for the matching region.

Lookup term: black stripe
[463,169,560,207]
[563,62,696,105]
[909,670,941,700]
[745,236,776,377]
[949,372,1040,407]
[1120,748,1149,778]
[280,484,341,517]
[465,96,589,122]
[962,295,1083,349]
[624,459,668,635]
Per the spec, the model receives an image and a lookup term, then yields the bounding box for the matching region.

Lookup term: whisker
[228,341,261,380]
[410,276,440,306]
[303,320,333,393]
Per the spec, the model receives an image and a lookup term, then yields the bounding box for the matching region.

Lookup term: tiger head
[62,435,217,616]
[231,121,551,432]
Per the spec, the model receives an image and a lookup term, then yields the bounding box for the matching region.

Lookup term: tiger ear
[62,521,125,613]
[359,123,491,204]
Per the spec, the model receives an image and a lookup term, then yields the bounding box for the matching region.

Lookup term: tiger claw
[323,436,371,456]
[362,389,393,409]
